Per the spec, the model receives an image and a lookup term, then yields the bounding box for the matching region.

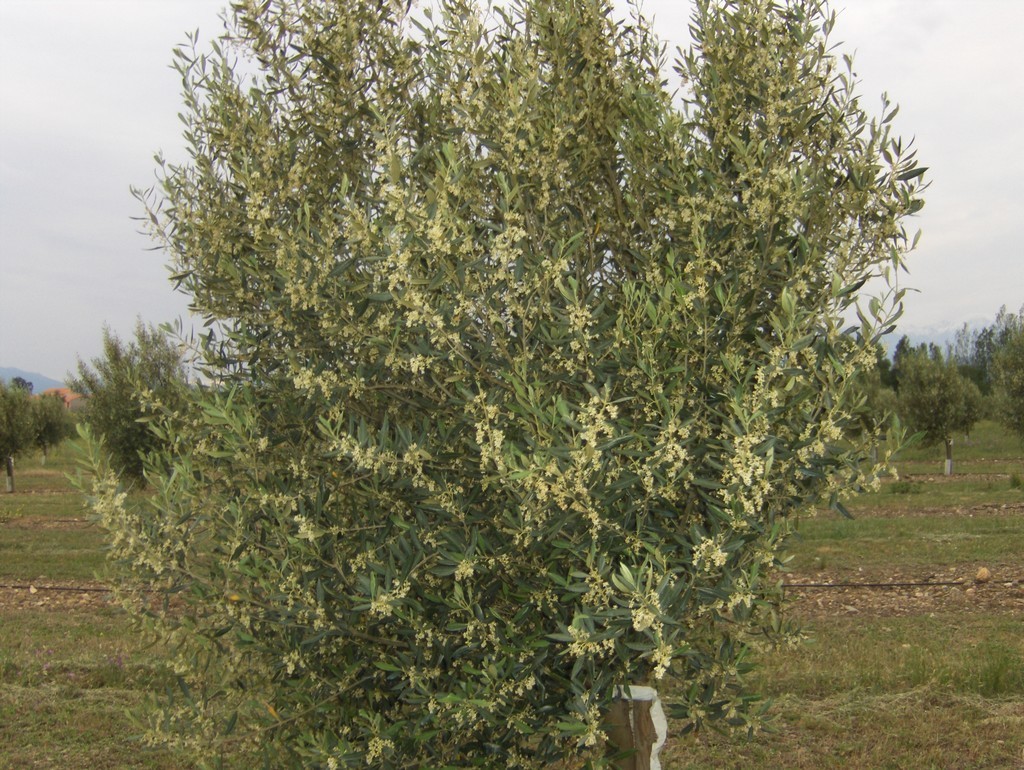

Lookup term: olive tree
[32,391,75,464]
[0,380,34,492]
[71,321,188,481]
[82,0,924,766]
[992,315,1024,440]
[898,348,981,475]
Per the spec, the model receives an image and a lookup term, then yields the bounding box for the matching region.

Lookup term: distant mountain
[0,367,65,393]
[879,317,991,357]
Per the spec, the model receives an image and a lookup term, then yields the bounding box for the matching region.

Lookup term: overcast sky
[2,0,1022,381]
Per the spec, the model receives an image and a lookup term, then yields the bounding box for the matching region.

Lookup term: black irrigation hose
[783,580,968,589]
[0,583,112,593]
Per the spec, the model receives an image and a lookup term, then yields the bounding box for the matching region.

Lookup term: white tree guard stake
[606,686,668,770]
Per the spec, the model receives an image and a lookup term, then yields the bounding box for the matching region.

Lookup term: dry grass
[2,435,1023,768]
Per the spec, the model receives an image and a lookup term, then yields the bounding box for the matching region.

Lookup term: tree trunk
[605,699,638,769]
[5,456,13,493]
[604,687,667,770]
[944,437,953,476]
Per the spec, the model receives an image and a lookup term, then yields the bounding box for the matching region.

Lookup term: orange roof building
[39,387,87,412]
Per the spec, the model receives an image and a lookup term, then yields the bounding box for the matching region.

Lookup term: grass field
[0,446,190,770]
[669,420,1024,769]
[1,423,1022,769]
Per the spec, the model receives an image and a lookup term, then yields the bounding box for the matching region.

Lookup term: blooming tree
[83,0,924,766]
[71,321,188,481]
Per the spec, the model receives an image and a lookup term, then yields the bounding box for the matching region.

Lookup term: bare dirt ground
[849,501,1024,519]
[6,572,1019,617]
[4,515,93,530]
[0,580,113,613]
[0,513,111,612]
[2,508,1021,618]
[901,471,1018,483]
[785,564,1024,618]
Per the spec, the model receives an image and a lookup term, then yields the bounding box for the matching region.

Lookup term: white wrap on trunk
[613,685,668,770]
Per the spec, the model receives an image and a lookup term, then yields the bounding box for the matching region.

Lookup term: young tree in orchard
[992,312,1024,441]
[71,321,188,481]
[0,380,34,492]
[82,0,924,766]
[898,348,981,475]
[31,391,75,464]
